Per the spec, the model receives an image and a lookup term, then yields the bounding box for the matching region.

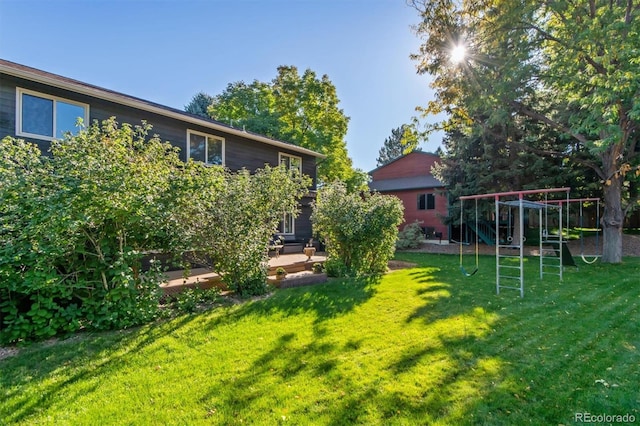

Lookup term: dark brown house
[0,58,323,241]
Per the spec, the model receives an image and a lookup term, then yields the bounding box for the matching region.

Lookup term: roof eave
[0,60,326,159]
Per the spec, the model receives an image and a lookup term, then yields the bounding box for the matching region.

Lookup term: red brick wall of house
[371,152,440,181]
[392,189,449,239]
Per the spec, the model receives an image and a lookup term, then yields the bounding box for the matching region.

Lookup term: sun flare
[450,44,467,64]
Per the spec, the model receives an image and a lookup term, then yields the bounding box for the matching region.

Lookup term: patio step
[161,253,326,296]
[268,261,317,275]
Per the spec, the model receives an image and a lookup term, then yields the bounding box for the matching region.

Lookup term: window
[279,152,302,174]
[187,130,224,165]
[280,213,295,235]
[417,193,435,210]
[17,88,88,140]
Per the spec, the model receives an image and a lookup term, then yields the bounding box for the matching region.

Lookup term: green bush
[312,183,404,277]
[0,119,179,343]
[172,165,310,297]
[168,286,221,314]
[396,221,425,250]
[0,118,312,343]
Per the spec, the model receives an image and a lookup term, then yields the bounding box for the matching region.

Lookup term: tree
[409,0,640,263]
[185,92,215,118]
[376,124,421,167]
[196,66,357,185]
[206,80,281,135]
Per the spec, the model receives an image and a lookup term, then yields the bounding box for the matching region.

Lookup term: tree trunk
[601,150,624,263]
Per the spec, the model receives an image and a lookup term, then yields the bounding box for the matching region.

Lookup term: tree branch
[526,8,607,75]
[509,100,590,145]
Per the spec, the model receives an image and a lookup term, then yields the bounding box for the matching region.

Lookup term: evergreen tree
[375,125,421,167]
[184,92,214,118]
[409,0,640,262]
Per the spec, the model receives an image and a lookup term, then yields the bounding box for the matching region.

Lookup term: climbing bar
[459,187,570,201]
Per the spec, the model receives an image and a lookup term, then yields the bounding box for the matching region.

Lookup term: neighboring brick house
[369,151,448,240]
[0,58,323,242]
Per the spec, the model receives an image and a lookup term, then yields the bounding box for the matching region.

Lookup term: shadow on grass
[3,255,638,424]
[201,274,382,333]
[194,256,508,424]
[0,274,383,424]
[0,313,201,424]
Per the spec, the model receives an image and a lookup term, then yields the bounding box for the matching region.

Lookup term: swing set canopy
[499,200,559,210]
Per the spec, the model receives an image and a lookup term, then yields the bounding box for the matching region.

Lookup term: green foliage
[312,183,404,277]
[375,124,421,167]
[396,221,425,250]
[167,286,221,315]
[202,66,358,185]
[312,262,324,274]
[0,120,181,343]
[409,0,640,262]
[173,164,310,297]
[184,91,215,118]
[0,117,314,342]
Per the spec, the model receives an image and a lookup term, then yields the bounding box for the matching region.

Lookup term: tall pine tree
[376,124,420,167]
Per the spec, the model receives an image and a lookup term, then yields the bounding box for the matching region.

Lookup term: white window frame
[186,129,225,166]
[280,212,295,235]
[279,152,302,174]
[16,87,89,141]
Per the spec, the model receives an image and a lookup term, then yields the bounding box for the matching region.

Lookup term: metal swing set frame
[542,197,603,264]
[459,187,572,298]
[459,188,604,297]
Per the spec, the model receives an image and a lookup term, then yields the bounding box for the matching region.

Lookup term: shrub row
[0,118,308,344]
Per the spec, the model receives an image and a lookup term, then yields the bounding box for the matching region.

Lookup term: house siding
[1,66,319,239]
[371,151,441,181]
[370,152,449,239]
[393,189,448,238]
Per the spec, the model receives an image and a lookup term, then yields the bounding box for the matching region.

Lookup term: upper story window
[187,130,224,165]
[417,193,435,210]
[16,88,88,140]
[279,152,302,174]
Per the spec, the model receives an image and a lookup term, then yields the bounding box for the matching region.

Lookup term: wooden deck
[161,252,327,295]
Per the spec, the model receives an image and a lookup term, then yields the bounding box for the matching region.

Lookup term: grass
[1,253,639,425]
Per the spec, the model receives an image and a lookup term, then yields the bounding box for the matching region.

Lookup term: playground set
[458,187,602,297]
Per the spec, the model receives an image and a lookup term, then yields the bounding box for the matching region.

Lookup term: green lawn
[1,254,639,425]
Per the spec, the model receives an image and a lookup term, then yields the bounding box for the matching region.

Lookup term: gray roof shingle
[369,175,444,192]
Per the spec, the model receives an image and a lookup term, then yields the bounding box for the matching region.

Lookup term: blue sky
[0,0,441,172]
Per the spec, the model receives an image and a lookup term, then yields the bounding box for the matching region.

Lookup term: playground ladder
[495,201,525,298]
[496,242,524,298]
[540,234,564,281]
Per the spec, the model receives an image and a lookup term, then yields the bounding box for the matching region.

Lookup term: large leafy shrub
[312,183,404,277]
[173,164,310,296]
[0,119,181,343]
[0,118,313,343]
